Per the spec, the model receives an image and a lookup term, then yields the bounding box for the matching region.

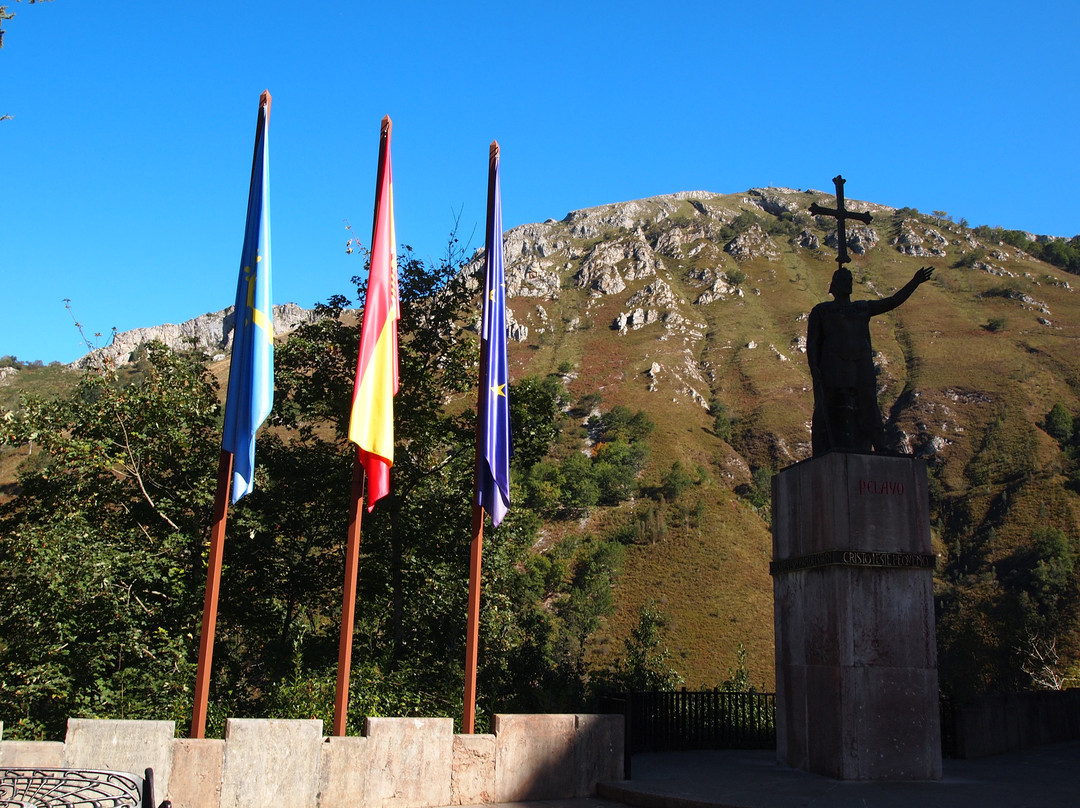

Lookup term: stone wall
[0,714,623,808]
[951,690,1080,759]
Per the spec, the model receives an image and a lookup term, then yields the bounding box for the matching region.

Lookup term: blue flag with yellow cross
[222,91,273,503]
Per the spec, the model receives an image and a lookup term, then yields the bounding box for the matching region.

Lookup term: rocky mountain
[497,187,1076,462]
[11,185,1080,694]
[70,303,322,370]
[481,187,1080,690]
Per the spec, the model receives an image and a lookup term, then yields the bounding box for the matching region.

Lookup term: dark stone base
[772,453,942,780]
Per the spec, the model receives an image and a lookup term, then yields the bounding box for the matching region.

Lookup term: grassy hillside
[4,187,1079,700]
[498,188,1080,692]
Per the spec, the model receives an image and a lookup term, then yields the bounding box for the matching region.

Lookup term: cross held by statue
[809,175,873,267]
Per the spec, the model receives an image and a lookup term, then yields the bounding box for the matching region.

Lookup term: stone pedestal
[771,452,941,780]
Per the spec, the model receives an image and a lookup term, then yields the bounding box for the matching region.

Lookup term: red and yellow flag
[348,116,399,508]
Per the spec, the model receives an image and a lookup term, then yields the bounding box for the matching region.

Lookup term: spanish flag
[347,116,399,508]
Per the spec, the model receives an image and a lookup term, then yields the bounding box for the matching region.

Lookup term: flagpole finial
[382,115,392,136]
[260,90,271,114]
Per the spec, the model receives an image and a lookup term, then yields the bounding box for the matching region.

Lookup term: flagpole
[191,449,233,738]
[333,115,395,736]
[463,501,485,734]
[463,140,502,734]
[332,450,366,736]
[191,90,272,740]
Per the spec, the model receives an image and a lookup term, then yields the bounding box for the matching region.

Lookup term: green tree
[593,439,648,505]
[589,405,654,444]
[660,460,695,501]
[1045,404,1073,445]
[260,244,490,725]
[508,376,561,472]
[741,467,773,511]
[0,242,659,737]
[560,452,600,514]
[256,242,580,731]
[596,601,682,693]
[1003,527,1078,627]
[0,345,219,738]
[709,399,732,442]
[718,643,752,691]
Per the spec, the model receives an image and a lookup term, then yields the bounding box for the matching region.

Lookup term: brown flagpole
[332,115,393,736]
[462,140,501,734]
[463,502,485,734]
[191,449,233,738]
[332,450,367,736]
[190,90,272,740]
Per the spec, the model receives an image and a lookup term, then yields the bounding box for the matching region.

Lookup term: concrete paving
[476,741,1080,808]
[594,742,1080,808]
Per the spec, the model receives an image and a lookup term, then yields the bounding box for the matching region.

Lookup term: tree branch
[115,412,180,532]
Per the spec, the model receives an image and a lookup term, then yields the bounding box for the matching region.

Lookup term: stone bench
[0,766,168,808]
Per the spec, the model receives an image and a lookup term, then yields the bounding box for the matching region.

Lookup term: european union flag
[477,142,511,526]
[222,91,273,503]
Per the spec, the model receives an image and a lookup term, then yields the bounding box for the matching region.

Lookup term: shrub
[1045,404,1073,445]
[660,461,696,501]
[709,400,733,441]
[953,248,986,269]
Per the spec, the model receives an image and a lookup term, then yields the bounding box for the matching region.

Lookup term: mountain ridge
[68,302,322,370]
[13,185,1080,693]
[486,186,1080,690]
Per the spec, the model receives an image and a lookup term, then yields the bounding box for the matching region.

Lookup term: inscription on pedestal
[857,478,905,495]
[770,550,935,575]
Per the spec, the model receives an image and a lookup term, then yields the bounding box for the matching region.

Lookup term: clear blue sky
[3,0,1077,364]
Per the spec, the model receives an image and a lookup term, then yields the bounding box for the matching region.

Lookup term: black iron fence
[604,689,776,775]
[605,688,1080,773]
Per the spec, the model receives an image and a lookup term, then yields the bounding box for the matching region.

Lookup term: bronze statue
[807,265,933,454]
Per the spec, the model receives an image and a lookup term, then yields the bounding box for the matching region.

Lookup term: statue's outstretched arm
[869,266,934,315]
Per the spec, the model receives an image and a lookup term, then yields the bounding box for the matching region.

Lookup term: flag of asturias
[477,142,511,527]
[348,117,399,509]
[222,90,274,504]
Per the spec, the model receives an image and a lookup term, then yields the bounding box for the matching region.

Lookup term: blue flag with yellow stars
[477,142,511,526]
[222,91,273,503]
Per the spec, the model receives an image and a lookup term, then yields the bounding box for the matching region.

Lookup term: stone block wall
[0,714,623,808]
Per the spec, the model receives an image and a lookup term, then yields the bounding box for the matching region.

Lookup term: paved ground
[599,742,1080,808]
[478,741,1080,808]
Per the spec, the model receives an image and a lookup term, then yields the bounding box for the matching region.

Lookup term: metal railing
[604,689,776,776]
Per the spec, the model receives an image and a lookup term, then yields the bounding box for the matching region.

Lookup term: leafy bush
[592,601,682,693]
[709,399,733,442]
[589,405,655,444]
[725,269,747,287]
[593,439,648,505]
[1045,404,1073,445]
[739,467,773,512]
[952,248,986,269]
[0,345,220,737]
[660,460,696,501]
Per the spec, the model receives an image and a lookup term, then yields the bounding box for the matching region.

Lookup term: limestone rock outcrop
[723,224,780,262]
[71,303,322,369]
